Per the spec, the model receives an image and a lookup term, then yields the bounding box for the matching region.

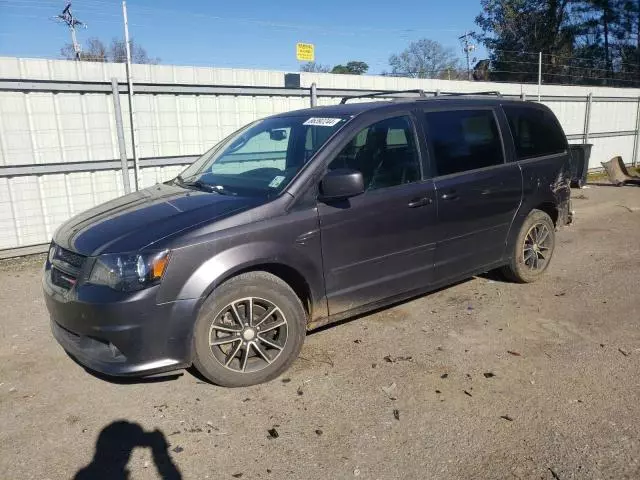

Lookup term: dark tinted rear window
[424,109,504,176]
[503,106,567,159]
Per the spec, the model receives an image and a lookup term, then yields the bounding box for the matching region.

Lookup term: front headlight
[88,251,170,292]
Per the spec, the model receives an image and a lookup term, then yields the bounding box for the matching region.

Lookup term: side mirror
[319,168,364,201]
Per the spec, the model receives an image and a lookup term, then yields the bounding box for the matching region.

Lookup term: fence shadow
[74,421,182,480]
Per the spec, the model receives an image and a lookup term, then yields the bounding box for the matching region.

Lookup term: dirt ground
[0,185,639,480]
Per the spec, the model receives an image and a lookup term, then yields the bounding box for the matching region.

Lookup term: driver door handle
[408,196,433,208]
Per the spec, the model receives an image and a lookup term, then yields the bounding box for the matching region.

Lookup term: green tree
[388,39,460,78]
[572,0,639,84]
[475,0,640,86]
[475,0,574,83]
[330,61,369,75]
[615,0,640,81]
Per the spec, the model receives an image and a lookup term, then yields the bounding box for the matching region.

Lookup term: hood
[53,183,264,255]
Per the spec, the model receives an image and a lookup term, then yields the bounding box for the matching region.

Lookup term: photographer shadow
[75,421,182,480]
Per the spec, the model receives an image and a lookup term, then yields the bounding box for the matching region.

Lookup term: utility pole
[459,31,475,81]
[53,3,85,60]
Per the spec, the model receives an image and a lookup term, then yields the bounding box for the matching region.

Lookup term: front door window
[328,116,421,190]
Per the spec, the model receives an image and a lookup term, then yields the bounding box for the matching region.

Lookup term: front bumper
[43,268,199,377]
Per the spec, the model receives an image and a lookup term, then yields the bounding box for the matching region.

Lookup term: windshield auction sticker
[269,176,286,188]
[303,117,342,127]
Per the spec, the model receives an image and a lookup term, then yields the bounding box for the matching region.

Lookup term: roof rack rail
[434,91,502,97]
[340,89,426,104]
[339,89,503,104]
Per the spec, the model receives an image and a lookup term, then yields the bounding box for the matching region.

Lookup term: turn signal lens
[151,252,170,279]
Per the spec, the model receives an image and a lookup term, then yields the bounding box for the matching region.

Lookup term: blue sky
[0,0,487,73]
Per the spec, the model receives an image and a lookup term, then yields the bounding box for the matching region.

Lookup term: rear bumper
[43,271,199,377]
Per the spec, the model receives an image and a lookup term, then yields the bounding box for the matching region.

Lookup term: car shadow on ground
[309,277,477,336]
[74,421,182,480]
[586,181,639,187]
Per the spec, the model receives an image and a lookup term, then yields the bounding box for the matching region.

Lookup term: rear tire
[500,209,556,283]
[192,272,307,387]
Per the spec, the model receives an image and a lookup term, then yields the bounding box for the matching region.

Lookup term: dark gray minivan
[44,93,572,386]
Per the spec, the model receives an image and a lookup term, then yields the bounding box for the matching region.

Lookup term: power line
[0,0,465,37]
[0,0,125,19]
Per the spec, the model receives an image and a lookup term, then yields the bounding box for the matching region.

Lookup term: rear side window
[424,110,504,176]
[503,106,567,159]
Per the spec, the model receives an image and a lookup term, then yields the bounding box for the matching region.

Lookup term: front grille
[49,244,85,290]
[54,246,85,269]
[51,267,77,290]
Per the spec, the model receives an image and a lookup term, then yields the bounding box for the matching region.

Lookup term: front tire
[500,209,556,283]
[192,272,307,387]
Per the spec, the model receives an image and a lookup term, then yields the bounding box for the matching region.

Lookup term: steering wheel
[243,167,283,178]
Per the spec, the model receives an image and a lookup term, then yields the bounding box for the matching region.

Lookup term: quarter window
[328,116,421,190]
[424,110,504,176]
[503,106,567,159]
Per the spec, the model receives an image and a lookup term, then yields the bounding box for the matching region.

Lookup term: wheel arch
[504,195,560,263]
[532,201,559,226]
[216,263,314,318]
[177,242,327,323]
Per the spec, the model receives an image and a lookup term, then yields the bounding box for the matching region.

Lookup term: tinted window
[424,110,504,176]
[503,106,567,159]
[329,116,421,191]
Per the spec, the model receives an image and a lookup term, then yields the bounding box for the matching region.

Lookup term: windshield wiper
[173,174,188,187]
[179,178,235,195]
[184,179,217,192]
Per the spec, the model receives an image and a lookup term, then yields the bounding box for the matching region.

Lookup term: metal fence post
[632,97,640,167]
[583,93,593,144]
[310,82,317,107]
[537,51,542,102]
[122,1,140,190]
[111,78,131,194]
[520,92,527,101]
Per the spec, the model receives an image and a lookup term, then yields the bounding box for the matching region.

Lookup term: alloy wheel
[208,297,288,373]
[523,222,552,271]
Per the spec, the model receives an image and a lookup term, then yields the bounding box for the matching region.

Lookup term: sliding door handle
[408,196,433,208]
[441,191,459,201]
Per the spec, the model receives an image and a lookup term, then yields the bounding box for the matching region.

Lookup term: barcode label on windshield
[303,117,342,127]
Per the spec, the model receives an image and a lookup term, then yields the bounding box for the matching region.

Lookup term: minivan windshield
[176,115,349,197]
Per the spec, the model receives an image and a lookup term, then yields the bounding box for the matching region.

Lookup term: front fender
[174,241,327,320]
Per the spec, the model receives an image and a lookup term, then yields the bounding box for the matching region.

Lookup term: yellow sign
[296,43,315,62]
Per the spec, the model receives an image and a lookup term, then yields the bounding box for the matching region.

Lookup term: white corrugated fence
[1,56,639,256]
